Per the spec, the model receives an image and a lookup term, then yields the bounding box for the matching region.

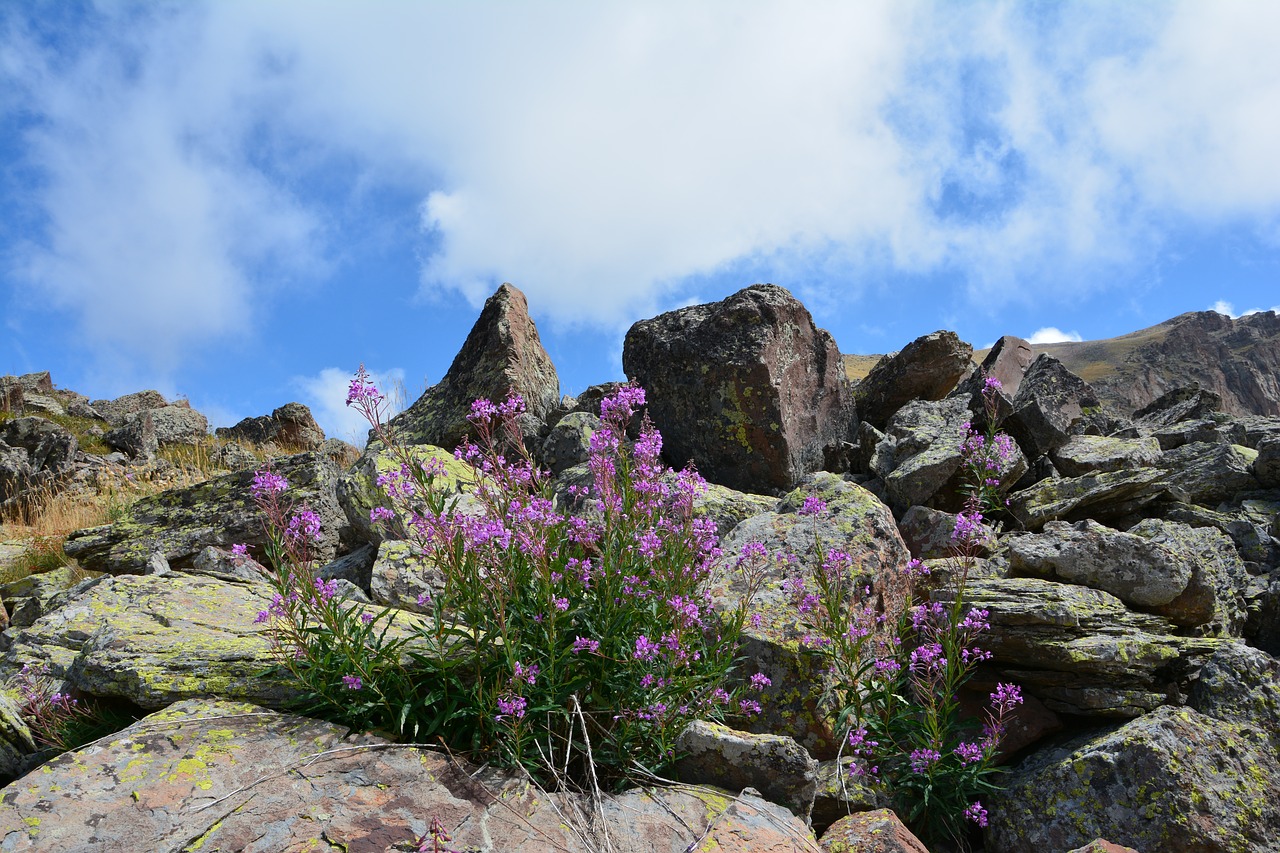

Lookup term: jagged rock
[0,418,79,512]
[1132,385,1224,428]
[987,706,1279,852]
[1247,572,1280,656]
[1161,501,1277,566]
[674,721,818,819]
[0,690,36,782]
[623,284,855,493]
[1149,416,1245,451]
[90,390,168,427]
[0,566,84,629]
[957,334,1035,413]
[369,539,445,614]
[1239,415,1280,448]
[183,545,267,582]
[711,473,909,756]
[933,578,1212,717]
[1008,467,1169,531]
[215,402,325,451]
[539,410,599,476]
[819,809,930,853]
[1256,435,1280,488]
[388,283,560,452]
[855,330,973,430]
[336,445,476,545]
[103,410,158,459]
[566,381,627,418]
[130,404,208,446]
[850,420,885,477]
[1128,520,1247,635]
[0,698,822,852]
[211,439,260,471]
[64,451,348,574]
[1157,442,1259,508]
[877,396,1026,514]
[317,542,377,592]
[1004,354,1106,460]
[810,759,880,834]
[1007,520,1192,609]
[1188,641,1280,740]
[897,505,991,560]
[1049,434,1161,477]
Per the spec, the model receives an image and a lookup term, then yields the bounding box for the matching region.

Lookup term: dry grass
[842,354,884,383]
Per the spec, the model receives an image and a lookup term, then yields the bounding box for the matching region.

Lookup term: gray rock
[1188,641,1280,740]
[90,390,168,427]
[211,439,260,471]
[623,284,855,494]
[897,504,992,560]
[674,721,818,819]
[712,473,909,756]
[336,445,476,545]
[1157,441,1259,507]
[1246,571,1280,656]
[1049,434,1161,477]
[1132,385,1224,429]
[369,539,445,614]
[1160,501,1277,566]
[1150,416,1246,451]
[0,417,79,511]
[317,542,377,592]
[0,698,822,853]
[1008,467,1170,531]
[183,545,268,582]
[1128,519,1248,634]
[0,566,85,629]
[1004,354,1107,460]
[103,409,158,459]
[1256,435,1280,488]
[1007,519,1192,608]
[137,404,209,446]
[0,690,35,783]
[540,410,599,475]
[64,451,349,574]
[215,401,326,451]
[987,706,1279,853]
[387,282,560,452]
[855,330,973,430]
[810,758,880,835]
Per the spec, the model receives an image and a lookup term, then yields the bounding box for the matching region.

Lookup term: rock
[0,566,84,628]
[215,402,326,451]
[336,445,476,545]
[819,810,930,852]
[987,706,1279,853]
[317,542,377,592]
[0,418,79,515]
[184,545,267,582]
[128,404,209,446]
[855,330,973,430]
[1007,467,1169,531]
[0,378,23,414]
[1004,354,1107,460]
[1157,438,1254,504]
[1256,435,1280,488]
[623,284,855,493]
[211,439,260,471]
[64,451,349,574]
[897,505,992,560]
[955,335,1035,418]
[104,410,158,459]
[1149,416,1245,451]
[0,690,35,782]
[1132,385,1224,427]
[12,393,64,417]
[712,473,909,756]
[690,481,778,539]
[388,282,560,452]
[1160,501,1277,566]
[369,539,445,614]
[933,578,1202,717]
[0,574,288,708]
[674,721,818,819]
[1007,520,1192,609]
[1128,519,1248,634]
[540,410,599,475]
[1066,842,1141,853]
[1246,571,1280,656]
[1049,434,1161,477]
[1239,414,1280,448]
[90,390,168,427]
[0,697,822,852]
[810,759,880,834]
[1188,641,1280,740]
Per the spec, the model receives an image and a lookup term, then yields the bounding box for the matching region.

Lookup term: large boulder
[1008,467,1170,531]
[0,698,822,852]
[955,335,1035,414]
[674,721,818,819]
[1257,435,1280,487]
[711,472,909,756]
[1131,385,1224,430]
[388,283,560,451]
[1004,354,1107,460]
[819,810,930,853]
[855,330,973,430]
[215,402,326,451]
[90,389,168,427]
[64,451,349,574]
[1157,441,1259,506]
[987,706,1279,853]
[623,284,855,493]
[0,417,78,508]
[336,445,477,545]
[1127,519,1248,635]
[1049,434,1161,477]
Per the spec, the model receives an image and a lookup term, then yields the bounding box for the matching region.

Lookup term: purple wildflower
[251,469,289,498]
[965,801,989,827]
[342,674,363,690]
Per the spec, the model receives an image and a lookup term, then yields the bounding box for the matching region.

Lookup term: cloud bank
[4,1,1280,364]
[1026,327,1084,345]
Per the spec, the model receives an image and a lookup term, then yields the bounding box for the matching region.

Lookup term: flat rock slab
[0,698,822,853]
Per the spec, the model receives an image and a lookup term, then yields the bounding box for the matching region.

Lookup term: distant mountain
[844,310,1280,417]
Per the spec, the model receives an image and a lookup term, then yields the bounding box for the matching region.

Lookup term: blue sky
[2,2,1278,444]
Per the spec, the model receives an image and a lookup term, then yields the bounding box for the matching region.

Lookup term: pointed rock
[855,330,973,429]
[389,283,560,451]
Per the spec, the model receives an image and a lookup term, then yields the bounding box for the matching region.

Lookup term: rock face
[389,283,560,451]
[0,417,78,508]
[1005,354,1108,460]
[623,284,855,493]
[0,698,823,852]
[855,330,973,430]
[90,389,169,427]
[1030,309,1280,417]
[215,402,326,450]
[64,451,349,573]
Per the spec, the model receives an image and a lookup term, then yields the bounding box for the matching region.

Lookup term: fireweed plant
[10,664,133,758]
[791,375,1023,848]
[251,368,767,788]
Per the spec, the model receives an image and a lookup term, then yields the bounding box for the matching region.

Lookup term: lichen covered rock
[674,720,818,819]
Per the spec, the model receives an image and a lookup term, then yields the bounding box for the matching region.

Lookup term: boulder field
[2,283,1278,852]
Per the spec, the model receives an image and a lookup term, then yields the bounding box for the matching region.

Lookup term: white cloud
[295,366,407,447]
[1212,300,1280,319]
[1027,327,1084,345]
[4,0,1280,355]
